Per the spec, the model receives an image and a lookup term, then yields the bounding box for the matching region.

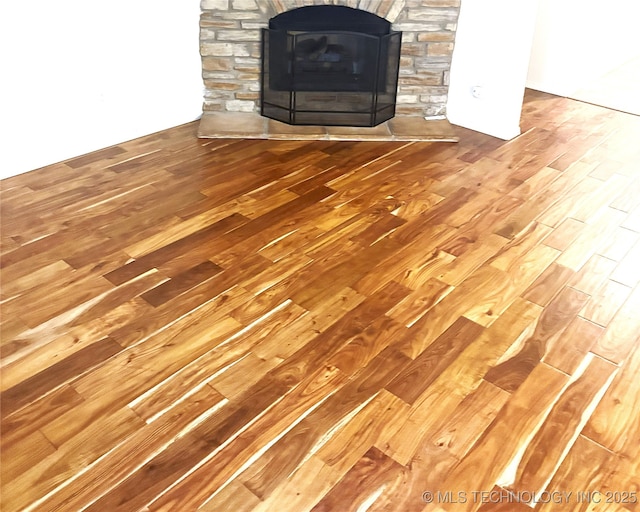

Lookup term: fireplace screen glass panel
[261,6,401,127]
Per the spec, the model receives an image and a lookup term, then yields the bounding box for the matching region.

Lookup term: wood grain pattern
[425,363,569,512]
[309,446,407,512]
[483,286,589,393]
[2,90,639,511]
[504,354,617,495]
[535,434,612,512]
[429,380,510,459]
[583,338,640,459]
[386,316,484,404]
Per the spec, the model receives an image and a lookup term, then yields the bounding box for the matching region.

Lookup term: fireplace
[198,0,461,140]
[261,6,401,127]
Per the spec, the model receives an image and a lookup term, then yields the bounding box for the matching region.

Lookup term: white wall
[527,0,640,96]
[0,1,203,180]
[446,0,540,140]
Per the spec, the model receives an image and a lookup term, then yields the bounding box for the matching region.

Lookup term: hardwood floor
[1,89,639,511]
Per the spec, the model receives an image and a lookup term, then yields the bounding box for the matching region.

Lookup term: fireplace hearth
[261,6,401,127]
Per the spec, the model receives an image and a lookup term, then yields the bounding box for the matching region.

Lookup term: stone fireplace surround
[198,0,461,141]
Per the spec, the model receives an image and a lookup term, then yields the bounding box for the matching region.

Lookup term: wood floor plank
[466,244,559,327]
[290,238,404,310]
[508,165,562,200]
[537,176,609,228]
[3,405,146,511]
[65,145,127,168]
[534,435,611,512]
[542,315,604,375]
[382,298,543,466]
[594,451,640,512]
[436,233,509,287]
[6,271,116,329]
[393,265,506,359]
[310,447,407,512]
[429,380,510,459]
[2,90,639,512]
[382,381,467,466]
[386,277,453,328]
[542,217,586,252]
[2,272,163,374]
[0,337,122,416]
[353,224,456,294]
[140,260,223,307]
[609,237,640,287]
[580,278,632,327]
[103,212,247,285]
[252,288,366,362]
[437,194,523,256]
[427,363,569,512]
[106,268,259,349]
[325,314,408,376]
[583,338,640,459]
[556,207,627,271]
[591,285,640,364]
[143,364,351,511]
[568,253,618,295]
[0,259,72,301]
[483,286,590,393]
[598,225,638,262]
[126,299,297,422]
[386,316,484,405]
[315,389,411,474]
[487,221,553,272]
[521,262,575,307]
[85,376,292,512]
[0,428,56,484]
[246,456,342,512]
[237,348,411,501]
[35,385,225,512]
[503,354,617,496]
[492,160,597,240]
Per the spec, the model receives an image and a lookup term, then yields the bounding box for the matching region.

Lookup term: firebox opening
[261,5,402,127]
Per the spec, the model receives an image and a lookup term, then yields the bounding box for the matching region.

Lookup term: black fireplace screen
[261,6,402,127]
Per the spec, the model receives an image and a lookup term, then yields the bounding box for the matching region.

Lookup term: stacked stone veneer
[200,0,460,118]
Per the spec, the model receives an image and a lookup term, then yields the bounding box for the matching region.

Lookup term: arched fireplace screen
[261,5,402,127]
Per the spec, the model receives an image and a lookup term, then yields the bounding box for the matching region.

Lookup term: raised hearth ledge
[197,112,459,142]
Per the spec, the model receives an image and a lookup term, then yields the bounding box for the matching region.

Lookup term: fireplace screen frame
[260,7,402,127]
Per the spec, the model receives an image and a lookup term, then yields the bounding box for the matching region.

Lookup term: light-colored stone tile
[202,57,233,71]
[397,94,419,104]
[427,42,454,57]
[325,123,392,140]
[267,120,328,139]
[201,0,229,10]
[235,92,260,100]
[201,42,234,57]
[204,80,241,90]
[232,0,258,9]
[421,0,460,6]
[417,31,456,42]
[226,99,256,112]
[231,43,252,57]
[388,116,457,140]
[198,112,267,138]
[198,112,458,142]
[217,29,261,41]
[221,11,263,19]
[200,28,217,40]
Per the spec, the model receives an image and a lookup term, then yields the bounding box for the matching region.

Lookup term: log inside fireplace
[261,5,402,127]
